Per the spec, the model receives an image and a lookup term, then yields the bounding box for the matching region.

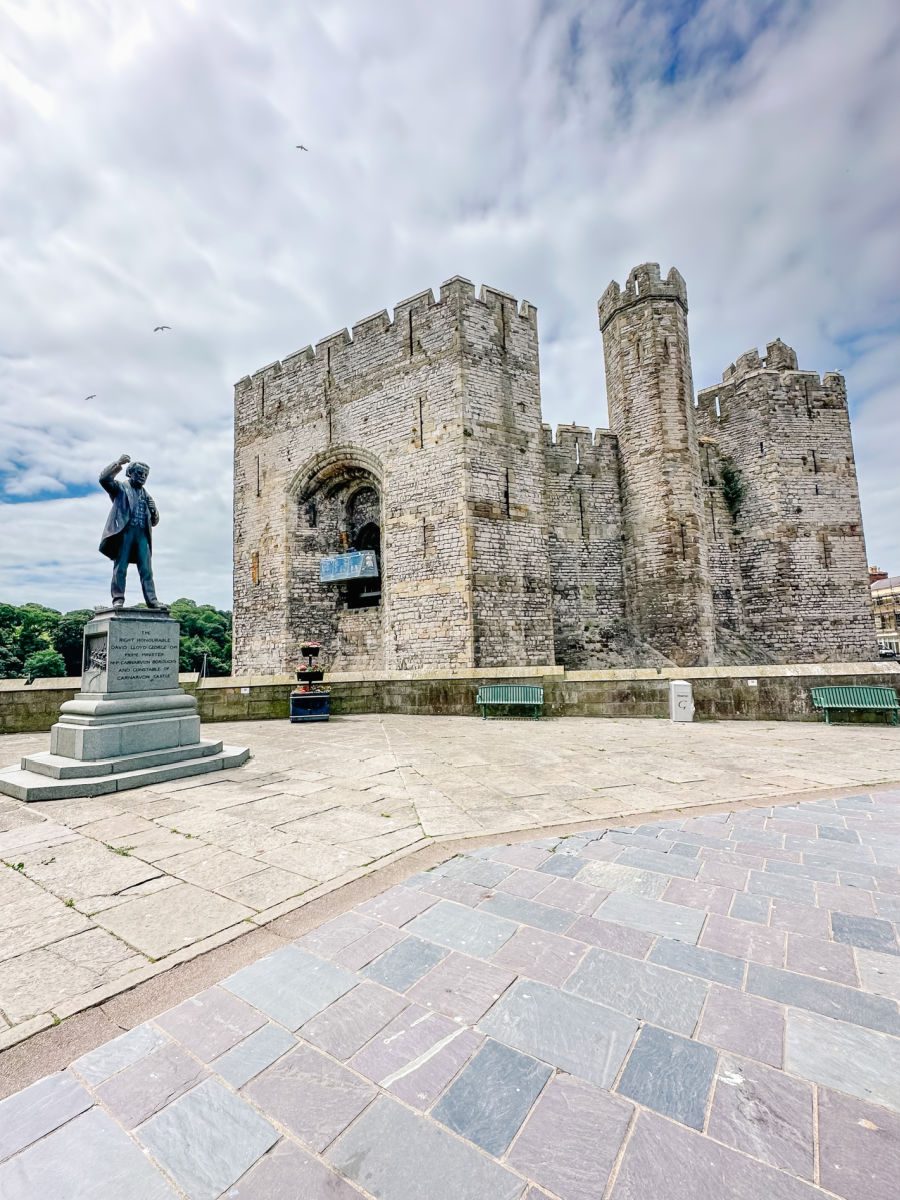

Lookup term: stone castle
[232,263,874,675]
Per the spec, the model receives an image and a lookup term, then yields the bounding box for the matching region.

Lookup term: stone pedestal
[0,609,249,802]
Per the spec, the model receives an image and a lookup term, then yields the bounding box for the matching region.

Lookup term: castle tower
[598,264,716,665]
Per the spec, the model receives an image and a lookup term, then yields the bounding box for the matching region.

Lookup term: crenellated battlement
[598,263,688,331]
[721,338,807,382]
[234,277,538,412]
[542,423,619,471]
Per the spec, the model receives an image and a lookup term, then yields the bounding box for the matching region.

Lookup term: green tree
[54,609,94,675]
[0,637,22,679]
[15,604,61,659]
[23,648,67,681]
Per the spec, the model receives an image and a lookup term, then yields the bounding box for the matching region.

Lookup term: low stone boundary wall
[3,662,898,734]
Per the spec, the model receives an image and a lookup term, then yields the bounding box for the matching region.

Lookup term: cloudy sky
[1,0,898,613]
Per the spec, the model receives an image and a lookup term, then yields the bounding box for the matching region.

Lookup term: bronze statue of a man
[99,454,165,609]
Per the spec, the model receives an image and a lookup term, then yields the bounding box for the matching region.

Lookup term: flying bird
[295,144,309,151]
[83,394,96,401]
[153,325,171,332]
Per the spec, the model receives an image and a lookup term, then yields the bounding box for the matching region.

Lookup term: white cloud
[1,0,898,611]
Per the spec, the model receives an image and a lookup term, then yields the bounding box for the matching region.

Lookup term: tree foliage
[0,600,233,679]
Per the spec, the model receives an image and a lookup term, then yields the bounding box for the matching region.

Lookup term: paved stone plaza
[1,788,899,1198]
[2,714,900,1045]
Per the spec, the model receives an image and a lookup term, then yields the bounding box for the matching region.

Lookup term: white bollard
[669,679,695,722]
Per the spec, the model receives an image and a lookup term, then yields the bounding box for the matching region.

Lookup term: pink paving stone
[349,1003,483,1110]
[707,1054,814,1179]
[749,846,802,864]
[507,1075,633,1200]
[818,1086,900,1200]
[536,876,609,916]
[785,934,859,987]
[767,820,819,836]
[698,860,750,890]
[488,844,552,869]
[491,926,588,986]
[701,914,786,967]
[357,886,437,926]
[155,986,266,1061]
[697,985,785,1067]
[331,924,405,970]
[406,952,516,1023]
[296,912,383,959]
[662,878,734,915]
[299,981,408,1060]
[566,915,654,959]
[817,883,877,916]
[769,900,831,939]
[497,869,553,899]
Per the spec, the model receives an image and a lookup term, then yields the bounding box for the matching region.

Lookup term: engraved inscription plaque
[106,617,179,693]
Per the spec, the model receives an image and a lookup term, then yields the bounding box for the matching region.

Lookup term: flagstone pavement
[1,787,899,1198]
[2,714,900,1045]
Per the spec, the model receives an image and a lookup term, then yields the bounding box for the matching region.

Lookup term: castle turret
[599,263,715,665]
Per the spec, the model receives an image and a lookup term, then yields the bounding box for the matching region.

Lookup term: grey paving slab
[649,935,745,986]
[708,1054,814,1178]
[404,900,517,957]
[832,911,899,955]
[0,1107,177,1200]
[226,1138,365,1198]
[575,860,667,899]
[817,1086,900,1200]
[212,1024,296,1088]
[616,846,700,878]
[222,945,357,1029]
[155,985,266,1061]
[331,924,406,971]
[479,891,575,934]
[856,947,900,1001]
[300,980,408,1060]
[138,1077,278,1200]
[730,892,771,923]
[349,1004,483,1109]
[450,859,516,888]
[327,1095,524,1200]
[479,978,637,1088]
[507,1073,633,1200]
[432,1039,551,1155]
[72,1022,169,1085]
[97,1041,205,1128]
[784,1009,900,1113]
[697,984,785,1066]
[363,935,448,990]
[746,962,900,1035]
[0,1071,92,1163]
[748,871,816,904]
[406,951,515,1023]
[616,1024,715,1129]
[243,1042,376,1151]
[593,892,705,942]
[537,852,587,878]
[609,1109,825,1200]
[497,868,553,898]
[567,945,708,1034]
[535,875,609,915]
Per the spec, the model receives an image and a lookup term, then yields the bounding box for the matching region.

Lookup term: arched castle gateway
[232,265,875,674]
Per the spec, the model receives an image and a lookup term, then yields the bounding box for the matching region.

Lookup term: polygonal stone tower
[599,264,716,665]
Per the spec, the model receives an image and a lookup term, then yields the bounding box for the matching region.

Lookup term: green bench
[810,685,900,726]
[476,684,544,720]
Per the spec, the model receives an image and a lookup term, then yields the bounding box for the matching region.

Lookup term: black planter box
[290,692,330,723]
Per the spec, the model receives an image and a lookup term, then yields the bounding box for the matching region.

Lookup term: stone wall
[599,264,716,666]
[696,341,875,662]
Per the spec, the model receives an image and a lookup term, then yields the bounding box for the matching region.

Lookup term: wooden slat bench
[810,685,900,726]
[476,684,544,720]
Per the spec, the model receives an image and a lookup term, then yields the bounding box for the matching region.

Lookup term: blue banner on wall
[319,551,380,583]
